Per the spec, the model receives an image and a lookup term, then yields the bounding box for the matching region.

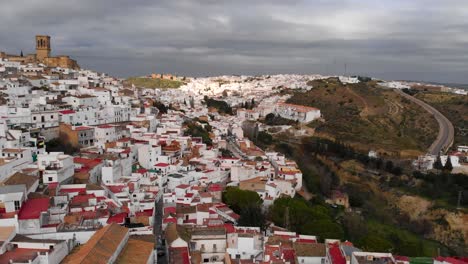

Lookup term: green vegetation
[223,187,262,212]
[287,78,439,155]
[414,91,468,146]
[222,187,265,229]
[203,96,233,115]
[412,171,468,207]
[126,77,183,89]
[270,197,344,240]
[184,121,213,146]
[46,138,79,155]
[219,148,235,158]
[247,133,460,256]
[263,113,297,126]
[152,100,169,114]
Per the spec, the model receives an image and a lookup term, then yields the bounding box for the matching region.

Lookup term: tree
[444,157,453,171]
[385,161,394,172]
[343,213,368,242]
[358,234,393,252]
[239,204,266,230]
[433,155,443,170]
[222,187,261,214]
[152,101,168,114]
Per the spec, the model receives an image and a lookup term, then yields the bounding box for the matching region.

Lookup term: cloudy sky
[1,0,468,82]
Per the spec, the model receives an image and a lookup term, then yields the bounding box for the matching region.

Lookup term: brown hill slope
[286,78,438,156]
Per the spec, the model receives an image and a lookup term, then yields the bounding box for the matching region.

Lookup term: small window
[48,177,53,182]
[33,116,36,121]
[14,200,20,211]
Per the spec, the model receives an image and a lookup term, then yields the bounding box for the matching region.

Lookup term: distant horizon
[2,0,468,84]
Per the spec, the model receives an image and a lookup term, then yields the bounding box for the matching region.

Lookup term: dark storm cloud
[1,0,468,82]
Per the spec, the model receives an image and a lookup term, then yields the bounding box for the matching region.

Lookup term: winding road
[394,89,454,155]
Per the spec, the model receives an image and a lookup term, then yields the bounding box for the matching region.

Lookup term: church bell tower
[36,35,51,61]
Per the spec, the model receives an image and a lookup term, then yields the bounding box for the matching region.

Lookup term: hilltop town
[0,36,466,264]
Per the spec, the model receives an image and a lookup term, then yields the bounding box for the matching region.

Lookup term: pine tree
[433,155,443,170]
[443,156,453,171]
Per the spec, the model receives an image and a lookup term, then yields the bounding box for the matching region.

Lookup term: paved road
[394,89,454,155]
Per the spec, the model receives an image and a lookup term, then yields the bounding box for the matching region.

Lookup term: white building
[275,102,321,123]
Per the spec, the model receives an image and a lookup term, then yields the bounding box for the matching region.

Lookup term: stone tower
[36,35,51,61]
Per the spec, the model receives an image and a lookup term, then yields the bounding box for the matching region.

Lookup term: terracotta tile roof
[294,242,325,257]
[116,237,154,264]
[277,102,319,112]
[3,172,38,190]
[62,223,129,264]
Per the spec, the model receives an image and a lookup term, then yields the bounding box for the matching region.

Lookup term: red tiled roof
[282,248,296,262]
[59,109,76,115]
[60,188,86,194]
[18,198,49,220]
[155,163,169,167]
[106,185,127,194]
[97,125,113,129]
[71,194,104,206]
[277,102,319,112]
[224,223,235,233]
[435,257,468,264]
[74,126,93,131]
[164,207,176,214]
[296,238,316,243]
[329,243,345,264]
[136,209,153,217]
[208,184,223,192]
[176,184,190,189]
[74,157,102,169]
[136,168,148,174]
[107,212,127,224]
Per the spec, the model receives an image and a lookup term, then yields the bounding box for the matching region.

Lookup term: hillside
[125,77,184,89]
[286,78,439,156]
[413,91,468,146]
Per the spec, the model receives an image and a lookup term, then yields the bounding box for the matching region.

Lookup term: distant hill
[125,77,184,89]
[286,78,439,156]
[414,91,468,147]
[402,80,468,90]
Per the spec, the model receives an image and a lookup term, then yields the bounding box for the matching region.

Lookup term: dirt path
[346,86,370,117]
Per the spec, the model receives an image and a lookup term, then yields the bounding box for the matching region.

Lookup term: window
[14,200,20,211]
[33,116,36,121]
[48,177,53,182]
